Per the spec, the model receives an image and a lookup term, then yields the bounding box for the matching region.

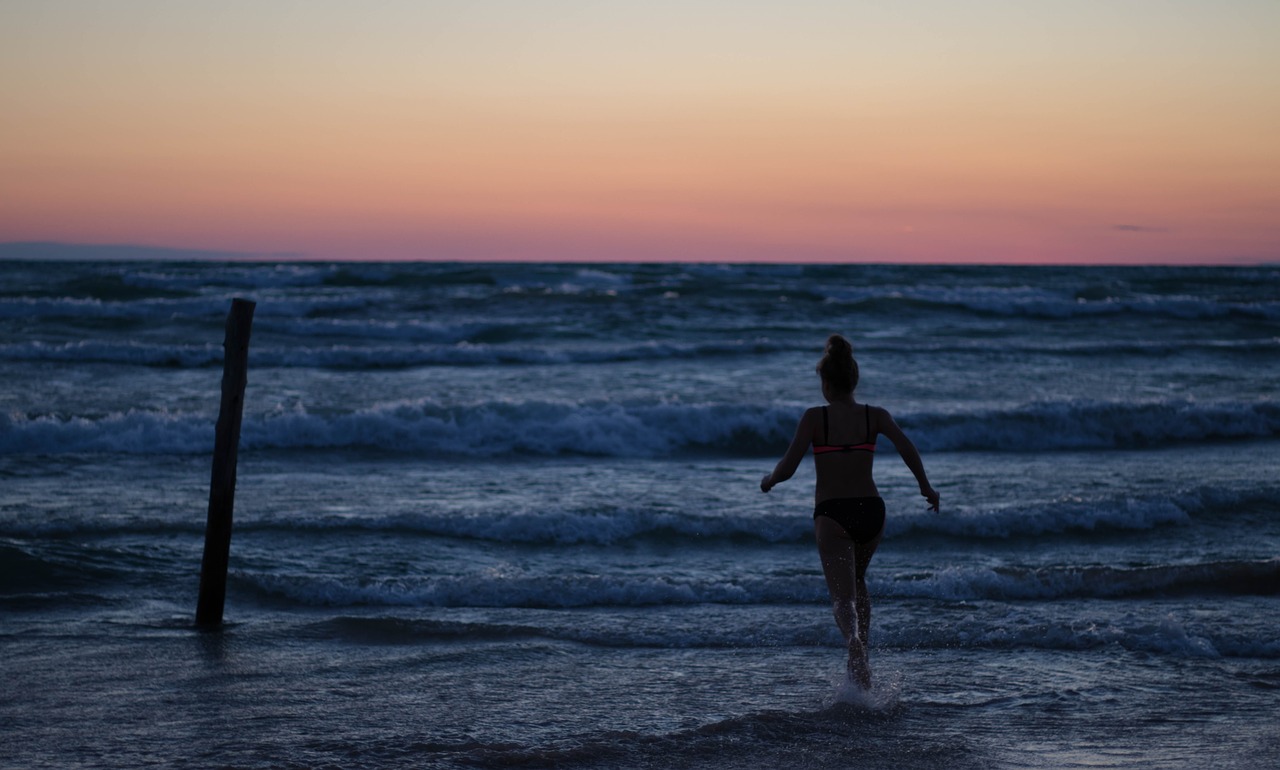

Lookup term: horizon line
[0,241,1272,268]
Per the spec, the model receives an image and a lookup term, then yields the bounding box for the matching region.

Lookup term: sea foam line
[228,558,1278,612]
[3,398,1276,456]
[0,339,787,368]
[2,483,1270,543]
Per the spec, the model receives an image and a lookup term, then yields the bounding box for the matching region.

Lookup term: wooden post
[196,298,256,628]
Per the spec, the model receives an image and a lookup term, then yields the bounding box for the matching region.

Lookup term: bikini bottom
[813,496,886,545]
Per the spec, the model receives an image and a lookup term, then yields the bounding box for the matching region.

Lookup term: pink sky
[2,2,1277,263]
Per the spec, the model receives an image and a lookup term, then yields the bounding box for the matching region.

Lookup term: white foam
[822,283,1280,321]
[226,557,1280,615]
[0,340,223,367]
[3,398,1276,457]
[891,494,1195,539]
[0,338,788,369]
[832,668,902,710]
[0,293,371,322]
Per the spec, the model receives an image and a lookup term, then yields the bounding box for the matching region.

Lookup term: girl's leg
[815,517,870,687]
[853,532,882,647]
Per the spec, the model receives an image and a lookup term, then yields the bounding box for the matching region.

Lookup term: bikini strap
[822,406,829,444]
[864,404,871,441]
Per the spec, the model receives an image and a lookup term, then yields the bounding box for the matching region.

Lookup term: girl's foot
[846,635,872,689]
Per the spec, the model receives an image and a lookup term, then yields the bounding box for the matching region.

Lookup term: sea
[2,260,1277,769]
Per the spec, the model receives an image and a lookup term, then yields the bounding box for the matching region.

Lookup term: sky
[2,0,1278,264]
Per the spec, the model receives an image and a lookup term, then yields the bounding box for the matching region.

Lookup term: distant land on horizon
[0,242,305,262]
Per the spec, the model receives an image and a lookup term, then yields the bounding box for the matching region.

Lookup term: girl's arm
[761,409,816,493]
[875,407,940,511]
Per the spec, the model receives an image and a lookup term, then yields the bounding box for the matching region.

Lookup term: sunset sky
[2,1,1278,263]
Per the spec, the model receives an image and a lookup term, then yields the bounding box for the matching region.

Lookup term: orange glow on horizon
[1,2,1277,263]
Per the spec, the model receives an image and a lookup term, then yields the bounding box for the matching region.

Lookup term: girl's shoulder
[866,405,906,436]
[864,403,892,425]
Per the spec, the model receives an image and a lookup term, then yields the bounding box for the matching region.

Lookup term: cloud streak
[1113,225,1171,234]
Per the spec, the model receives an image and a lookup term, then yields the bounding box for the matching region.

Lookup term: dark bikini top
[812,404,877,455]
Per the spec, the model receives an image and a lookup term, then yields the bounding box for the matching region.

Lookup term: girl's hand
[760,473,774,493]
[922,486,940,512]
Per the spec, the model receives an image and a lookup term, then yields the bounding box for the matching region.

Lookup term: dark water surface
[3,261,1278,768]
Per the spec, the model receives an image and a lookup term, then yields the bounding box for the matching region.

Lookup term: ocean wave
[825,285,1280,322]
[300,611,1280,660]
[889,483,1277,545]
[0,400,791,456]
[890,486,1260,539]
[0,340,226,367]
[235,570,819,610]
[0,408,213,455]
[3,398,1276,457]
[9,265,1277,328]
[880,609,1280,659]
[321,263,640,296]
[259,317,527,345]
[2,483,1268,545]
[865,336,1280,359]
[264,484,1277,546]
[304,614,845,651]
[907,399,1280,452]
[7,540,1273,660]
[53,273,199,302]
[0,541,130,595]
[233,557,1278,613]
[5,480,1264,544]
[269,484,1273,546]
[0,294,372,322]
[0,338,788,368]
[238,507,804,546]
[880,558,1280,602]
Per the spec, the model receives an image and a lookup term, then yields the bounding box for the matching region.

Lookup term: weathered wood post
[196,298,256,629]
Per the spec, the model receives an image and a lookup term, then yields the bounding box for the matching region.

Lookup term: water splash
[832,667,903,710]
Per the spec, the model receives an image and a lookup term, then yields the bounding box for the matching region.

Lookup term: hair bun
[816,334,859,393]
